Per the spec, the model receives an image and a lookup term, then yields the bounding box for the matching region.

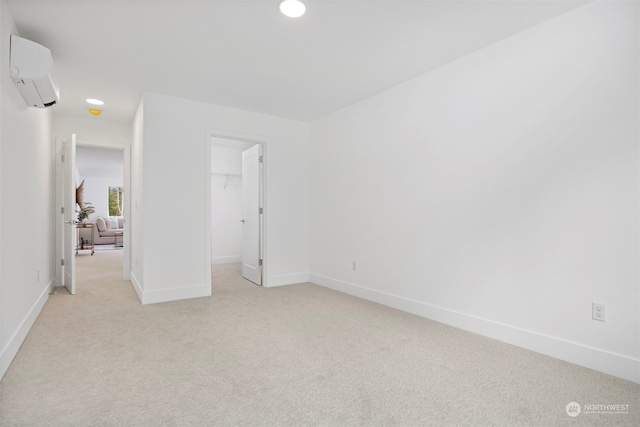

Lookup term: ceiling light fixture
[280,0,306,18]
[88,109,102,115]
[86,98,104,105]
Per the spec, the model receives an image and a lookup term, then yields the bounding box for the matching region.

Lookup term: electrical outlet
[592,302,606,322]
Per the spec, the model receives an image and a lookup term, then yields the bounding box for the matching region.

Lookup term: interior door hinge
[259,207,263,214]
[61,154,65,162]
[61,259,65,266]
[61,207,65,214]
[259,155,264,163]
[259,259,263,266]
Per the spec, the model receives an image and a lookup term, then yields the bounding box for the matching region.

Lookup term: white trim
[212,255,242,265]
[131,271,211,305]
[206,128,269,287]
[0,279,53,379]
[310,273,640,384]
[122,146,131,281]
[204,130,212,294]
[139,283,211,305]
[131,271,143,303]
[268,272,309,287]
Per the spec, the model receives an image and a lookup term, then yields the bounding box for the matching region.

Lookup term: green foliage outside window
[108,187,124,216]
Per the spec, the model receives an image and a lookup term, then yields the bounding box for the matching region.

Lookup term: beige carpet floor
[0,250,638,426]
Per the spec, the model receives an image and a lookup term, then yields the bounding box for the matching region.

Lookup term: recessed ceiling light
[86,98,104,105]
[88,109,102,115]
[280,0,305,18]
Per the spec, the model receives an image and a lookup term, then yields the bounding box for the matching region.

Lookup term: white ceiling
[6,0,588,125]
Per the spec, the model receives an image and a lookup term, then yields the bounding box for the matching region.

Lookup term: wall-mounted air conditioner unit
[9,34,60,108]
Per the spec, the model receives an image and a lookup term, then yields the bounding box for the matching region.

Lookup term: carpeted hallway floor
[0,250,638,426]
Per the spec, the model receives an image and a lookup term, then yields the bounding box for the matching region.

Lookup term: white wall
[309,0,639,383]
[0,2,56,379]
[78,172,124,219]
[54,114,131,149]
[76,145,125,219]
[55,116,129,224]
[211,146,243,264]
[132,92,309,304]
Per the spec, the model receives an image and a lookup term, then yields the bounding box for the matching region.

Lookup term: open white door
[241,144,262,285]
[62,135,77,294]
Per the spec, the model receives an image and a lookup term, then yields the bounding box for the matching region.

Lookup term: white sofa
[92,216,124,245]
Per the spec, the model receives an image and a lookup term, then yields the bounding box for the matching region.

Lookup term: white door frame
[205,129,268,288]
[56,140,131,282]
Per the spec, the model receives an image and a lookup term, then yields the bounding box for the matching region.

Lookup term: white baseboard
[131,271,211,304]
[267,272,310,287]
[0,279,54,380]
[131,271,143,303]
[310,273,640,384]
[141,283,211,305]
[212,256,241,265]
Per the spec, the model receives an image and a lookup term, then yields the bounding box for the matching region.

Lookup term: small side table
[114,231,123,248]
[76,223,94,255]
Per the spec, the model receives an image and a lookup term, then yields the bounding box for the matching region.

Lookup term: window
[108,186,124,216]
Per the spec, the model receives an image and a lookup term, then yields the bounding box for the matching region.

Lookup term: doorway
[74,145,126,292]
[210,136,264,287]
[75,146,124,254]
[56,138,130,294]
